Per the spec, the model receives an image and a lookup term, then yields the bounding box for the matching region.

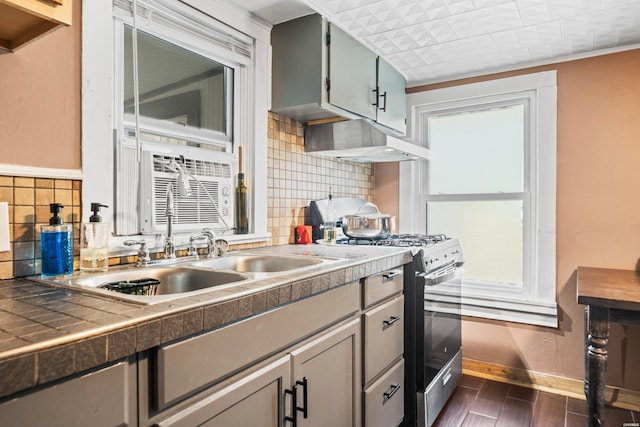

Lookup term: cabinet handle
[383,316,400,327]
[284,385,298,426]
[372,88,379,107]
[296,377,308,419]
[383,384,401,400]
[379,91,387,112]
[382,271,400,280]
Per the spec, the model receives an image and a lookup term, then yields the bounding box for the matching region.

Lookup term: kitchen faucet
[164,185,176,259]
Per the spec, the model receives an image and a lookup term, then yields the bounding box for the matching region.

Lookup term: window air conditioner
[139,146,235,234]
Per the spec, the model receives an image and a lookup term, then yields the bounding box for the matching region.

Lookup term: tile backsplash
[0,177,81,280]
[267,112,374,245]
[0,113,374,278]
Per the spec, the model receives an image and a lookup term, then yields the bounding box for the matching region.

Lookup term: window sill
[108,232,271,256]
[426,290,558,328]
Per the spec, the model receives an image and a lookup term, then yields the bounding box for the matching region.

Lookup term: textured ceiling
[228,0,640,86]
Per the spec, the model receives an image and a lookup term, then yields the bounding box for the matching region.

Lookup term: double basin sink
[42,253,339,305]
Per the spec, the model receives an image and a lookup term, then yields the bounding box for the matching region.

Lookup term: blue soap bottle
[40,203,74,277]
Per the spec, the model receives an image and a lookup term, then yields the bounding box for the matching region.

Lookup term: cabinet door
[0,357,136,427]
[376,57,407,134]
[290,318,362,427]
[156,356,290,427]
[329,23,377,120]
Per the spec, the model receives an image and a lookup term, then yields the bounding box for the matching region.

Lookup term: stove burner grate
[336,234,449,247]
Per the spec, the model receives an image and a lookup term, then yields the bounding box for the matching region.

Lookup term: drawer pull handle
[383,384,401,400]
[383,316,400,327]
[382,271,401,280]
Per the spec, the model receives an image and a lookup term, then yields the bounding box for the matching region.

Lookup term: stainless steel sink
[74,267,248,295]
[35,252,340,305]
[192,254,324,273]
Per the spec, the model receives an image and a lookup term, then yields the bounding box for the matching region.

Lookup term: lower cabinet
[153,318,361,427]
[0,357,137,427]
[290,318,362,427]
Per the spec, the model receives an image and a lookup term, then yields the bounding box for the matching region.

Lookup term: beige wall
[388,49,640,391]
[0,1,82,170]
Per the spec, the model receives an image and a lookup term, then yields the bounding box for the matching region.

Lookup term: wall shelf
[0,0,72,52]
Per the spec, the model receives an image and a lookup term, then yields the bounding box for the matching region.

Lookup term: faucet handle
[201,228,217,258]
[188,235,207,257]
[124,240,151,267]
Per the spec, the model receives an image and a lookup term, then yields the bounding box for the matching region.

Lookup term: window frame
[402,71,558,327]
[82,0,271,247]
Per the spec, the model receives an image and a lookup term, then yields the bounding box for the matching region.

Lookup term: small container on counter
[40,203,73,277]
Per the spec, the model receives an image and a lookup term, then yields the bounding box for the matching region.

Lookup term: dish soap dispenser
[40,203,73,277]
[80,203,110,272]
[323,188,336,245]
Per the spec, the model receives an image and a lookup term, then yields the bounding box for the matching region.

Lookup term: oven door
[419,261,464,426]
[422,261,463,385]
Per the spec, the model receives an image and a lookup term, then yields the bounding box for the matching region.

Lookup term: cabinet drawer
[363,295,404,384]
[363,268,403,308]
[364,359,404,427]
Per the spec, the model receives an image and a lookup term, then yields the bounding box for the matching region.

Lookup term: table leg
[586,305,609,427]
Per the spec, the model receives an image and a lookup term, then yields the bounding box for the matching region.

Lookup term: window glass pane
[123,26,231,134]
[427,200,523,285]
[428,104,524,194]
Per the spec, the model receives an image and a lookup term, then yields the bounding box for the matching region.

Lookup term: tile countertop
[0,244,412,399]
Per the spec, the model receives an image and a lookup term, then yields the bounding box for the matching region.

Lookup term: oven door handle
[423,261,464,286]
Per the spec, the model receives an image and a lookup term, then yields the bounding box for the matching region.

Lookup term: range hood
[304,119,430,163]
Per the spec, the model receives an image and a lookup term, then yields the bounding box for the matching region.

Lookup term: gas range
[337,233,462,276]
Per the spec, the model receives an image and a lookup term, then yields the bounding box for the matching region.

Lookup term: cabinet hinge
[325,32,330,46]
[326,78,331,92]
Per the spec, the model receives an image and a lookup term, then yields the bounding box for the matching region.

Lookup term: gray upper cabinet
[271,14,407,135]
[328,23,377,121]
[376,57,407,134]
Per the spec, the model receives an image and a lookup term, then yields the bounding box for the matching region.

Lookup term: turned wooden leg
[584,306,589,398]
[586,305,609,427]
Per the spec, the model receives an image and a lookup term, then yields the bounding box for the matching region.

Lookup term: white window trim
[82,0,271,249]
[402,71,558,327]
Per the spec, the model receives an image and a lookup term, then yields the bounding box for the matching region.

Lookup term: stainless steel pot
[342,203,396,239]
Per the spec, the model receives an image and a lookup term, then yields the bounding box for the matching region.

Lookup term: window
[403,71,557,327]
[122,25,233,139]
[427,102,527,287]
[82,0,271,245]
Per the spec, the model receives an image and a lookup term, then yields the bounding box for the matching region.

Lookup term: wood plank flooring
[432,375,640,427]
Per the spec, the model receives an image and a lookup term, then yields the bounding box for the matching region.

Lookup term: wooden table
[576,267,640,427]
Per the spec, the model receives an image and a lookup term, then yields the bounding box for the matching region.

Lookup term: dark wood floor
[433,375,640,427]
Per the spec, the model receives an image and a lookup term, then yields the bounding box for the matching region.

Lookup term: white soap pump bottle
[80,203,110,272]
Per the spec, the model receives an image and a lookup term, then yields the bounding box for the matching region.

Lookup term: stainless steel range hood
[304,119,429,163]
